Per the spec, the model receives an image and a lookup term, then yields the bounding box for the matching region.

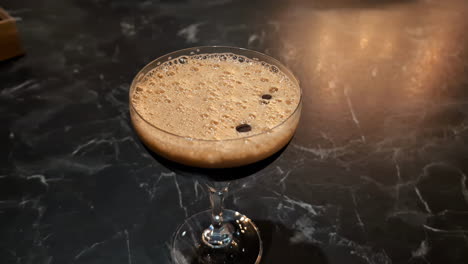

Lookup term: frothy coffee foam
[131,53,300,140]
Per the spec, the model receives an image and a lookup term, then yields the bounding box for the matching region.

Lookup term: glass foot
[172,209,262,264]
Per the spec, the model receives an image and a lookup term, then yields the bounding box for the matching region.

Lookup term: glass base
[172,209,262,264]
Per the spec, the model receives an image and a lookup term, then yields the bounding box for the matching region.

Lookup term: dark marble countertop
[2,0,468,263]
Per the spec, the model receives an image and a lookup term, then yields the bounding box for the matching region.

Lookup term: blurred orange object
[0,8,24,61]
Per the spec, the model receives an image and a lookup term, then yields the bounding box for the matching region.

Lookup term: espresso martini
[130,52,301,168]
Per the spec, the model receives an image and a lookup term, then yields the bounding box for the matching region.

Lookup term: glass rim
[129,46,303,142]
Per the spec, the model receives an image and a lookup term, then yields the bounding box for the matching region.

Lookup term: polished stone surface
[1,0,468,263]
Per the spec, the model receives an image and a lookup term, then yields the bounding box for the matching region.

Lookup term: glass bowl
[129,46,302,168]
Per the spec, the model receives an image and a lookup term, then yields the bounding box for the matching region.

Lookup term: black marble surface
[2,0,468,263]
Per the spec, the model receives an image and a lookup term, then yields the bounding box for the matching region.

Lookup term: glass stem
[202,183,234,248]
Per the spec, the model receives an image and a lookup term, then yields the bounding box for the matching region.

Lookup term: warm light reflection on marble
[278,0,468,143]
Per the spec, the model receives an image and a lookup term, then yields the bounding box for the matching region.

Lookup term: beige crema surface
[130,53,301,168]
